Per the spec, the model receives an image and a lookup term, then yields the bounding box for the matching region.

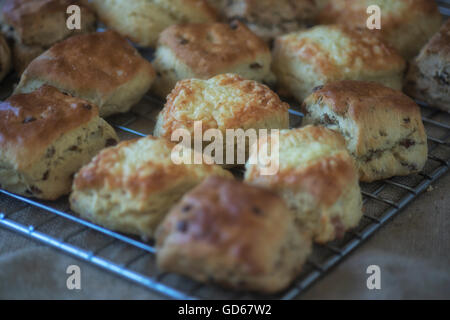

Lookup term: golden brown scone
[152,21,275,98]
[272,25,406,103]
[86,0,218,47]
[0,33,11,82]
[218,0,318,42]
[302,81,428,182]
[70,136,233,239]
[0,85,119,200]
[14,31,156,118]
[154,74,290,167]
[156,176,312,294]
[405,19,450,113]
[245,126,363,243]
[318,0,442,60]
[0,0,97,73]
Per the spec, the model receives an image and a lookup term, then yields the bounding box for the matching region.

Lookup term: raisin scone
[154,74,289,167]
[404,19,450,113]
[302,81,428,182]
[272,25,406,103]
[70,136,233,239]
[217,0,318,42]
[0,33,12,82]
[156,176,312,294]
[152,21,275,98]
[0,85,119,200]
[85,0,218,47]
[318,0,442,60]
[0,0,96,74]
[14,31,156,118]
[245,125,363,243]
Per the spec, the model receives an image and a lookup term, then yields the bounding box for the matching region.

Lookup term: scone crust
[302,81,428,182]
[156,176,311,293]
[157,22,269,77]
[1,0,96,47]
[14,31,156,117]
[155,74,289,139]
[0,85,98,168]
[318,0,442,59]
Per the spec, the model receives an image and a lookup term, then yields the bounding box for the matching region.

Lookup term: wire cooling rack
[1,2,449,300]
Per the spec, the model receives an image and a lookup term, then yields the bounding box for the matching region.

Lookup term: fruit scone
[272,25,406,103]
[0,0,96,74]
[302,81,428,182]
[152,21,275,98]
[154,74,289,167]
[0,85,118,200]
[156,176,312,294]
[70,135,232,239]
[405,19,450,113]
[14,30,156,118]
[245,125,363,243]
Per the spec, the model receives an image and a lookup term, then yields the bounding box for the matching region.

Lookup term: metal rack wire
[1,2,449,300]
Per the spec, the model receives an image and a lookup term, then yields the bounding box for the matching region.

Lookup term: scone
[272,25,406,102]
[156,176,312,294]
[245,125,363,243]
[302,81,428,182]
[85,0,218,47]
[70,136,233,239]
[154,74,290,167]
[0,85,119,200]
[152,21,275,98]
[217,0,318,42]
[0,0,97,74]
[14,31,156,118]
[318,0,442,60]
[0,33,11,82]
[404,19,450,113]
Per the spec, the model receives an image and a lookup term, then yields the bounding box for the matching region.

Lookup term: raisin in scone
[154,74,289,167]
[0,0,96,74]
[302,81,428,182]
[245,125,363,243]
[405,19,450,113]
[85,0,218,47]
[14,31,156,118]
[156,176,312,294]
[0,85,118,200]
[272,25,406,103]
[152,21,275,98]
[318,0,442,60]
[70,136,233,239]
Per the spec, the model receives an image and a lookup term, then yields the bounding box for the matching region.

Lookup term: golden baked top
[0,85,99,168]
[158,21,270,76]
[156,73,289,138]
[73,135,232,198]
[274,25,405,79]
[20,30,155,95]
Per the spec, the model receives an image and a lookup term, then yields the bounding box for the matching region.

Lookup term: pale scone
[318,0,443,60]
[217,0,318,42]
[154,74,290,167]
[0,0,97,74]
[272,25,406,103]
[0,33,11,82]
[0,85,119,200]
[156,176,312,294]
[85,0,218,47]
[152,21,275,98]
[14,31,156,118]
[70,136,233,239]
[405,19,450,113]
[302,81,428,182]
[245,125,363,243]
